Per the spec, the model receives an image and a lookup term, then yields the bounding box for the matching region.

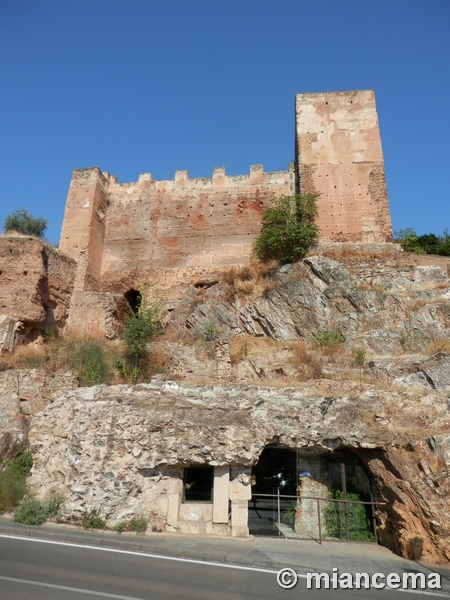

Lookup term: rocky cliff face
[29,380,450,563]
[168,246,450,358]
[0,369,78,458]
[3,244,450,563]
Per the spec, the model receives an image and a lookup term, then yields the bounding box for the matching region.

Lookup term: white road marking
[0,533,283,575]
[0,574,147,599]
[0,533,449,597]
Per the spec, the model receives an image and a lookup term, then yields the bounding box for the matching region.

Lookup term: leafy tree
[394,228,450,256]
[254,193,320,263]
[3,208,47,238]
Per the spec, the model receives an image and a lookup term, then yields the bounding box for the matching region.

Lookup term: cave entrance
[125,289,141,314]
[249,446,378,542]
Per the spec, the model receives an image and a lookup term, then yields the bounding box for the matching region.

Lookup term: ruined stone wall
[0,236,76,338]
[60,165,295,301]
[295,90,392,242]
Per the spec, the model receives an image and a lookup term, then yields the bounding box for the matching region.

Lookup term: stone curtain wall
[60,165,295,301]
[295,90,392,242]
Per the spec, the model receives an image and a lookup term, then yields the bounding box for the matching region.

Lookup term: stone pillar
[166,493,180,532]
[231,500,249,537]
[229,471,251,537]
[213,466,229,524]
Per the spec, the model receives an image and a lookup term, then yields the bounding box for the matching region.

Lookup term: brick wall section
[295,90,392,242]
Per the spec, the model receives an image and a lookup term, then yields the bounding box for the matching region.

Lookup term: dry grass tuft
[291,342,324,380]
[426,337,450,355]
[230,335,287,365]
[318,244,401,267]
[220,257,279,300]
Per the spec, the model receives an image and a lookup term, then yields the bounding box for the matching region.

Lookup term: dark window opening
[125,289,141,314]
[183,466,213,502]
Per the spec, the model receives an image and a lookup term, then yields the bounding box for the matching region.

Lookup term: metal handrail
[251,493,386,505]
[250,491,386,544]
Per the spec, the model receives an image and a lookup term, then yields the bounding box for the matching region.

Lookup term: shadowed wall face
[295,90,392,243]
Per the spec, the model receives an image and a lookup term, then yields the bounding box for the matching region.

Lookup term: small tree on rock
[254,193,320,264]
[118,290,165,383]
[3,208,47,238]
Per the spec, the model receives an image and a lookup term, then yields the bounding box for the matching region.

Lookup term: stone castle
[1,89,393,341]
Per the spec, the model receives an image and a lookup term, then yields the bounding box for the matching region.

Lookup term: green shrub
[13,496,48,525]
[254,193,320,264]
[3,208,47,238]
[351,347,366,366]
[45,493,64,519]
[312,329,345,346]
[113,521,126,534]
[130,515,147,535]
[0,449,33,513]
[116,358,139,385]
[82,509,107,530]
[13,492,65,525]
[120,292,165,381]
[68,341,112,386]
[394,228,450,257]
[324,489,375,542]
[281,506,296,526]
[203,322,221,342]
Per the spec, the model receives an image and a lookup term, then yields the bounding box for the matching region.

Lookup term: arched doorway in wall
[249,446,378,542]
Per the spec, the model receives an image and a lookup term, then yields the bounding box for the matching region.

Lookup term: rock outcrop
[0,369,78,458]
[29,380,450,563]
[168,250,450,357]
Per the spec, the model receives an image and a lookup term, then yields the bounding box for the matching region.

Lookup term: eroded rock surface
[168,253,450,357]
[29,381,450,563]
[0,369,78,458]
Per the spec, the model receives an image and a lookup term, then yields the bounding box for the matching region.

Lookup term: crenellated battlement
[105,162,296,188]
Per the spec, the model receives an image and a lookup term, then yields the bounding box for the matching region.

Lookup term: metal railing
[250,491,385,544]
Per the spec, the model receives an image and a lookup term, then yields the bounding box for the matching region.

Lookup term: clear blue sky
[1,1,449,244]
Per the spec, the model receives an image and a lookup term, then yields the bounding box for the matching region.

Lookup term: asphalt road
[0,535,448,600]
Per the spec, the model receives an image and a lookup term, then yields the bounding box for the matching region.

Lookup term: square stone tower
[295,90,392,242]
